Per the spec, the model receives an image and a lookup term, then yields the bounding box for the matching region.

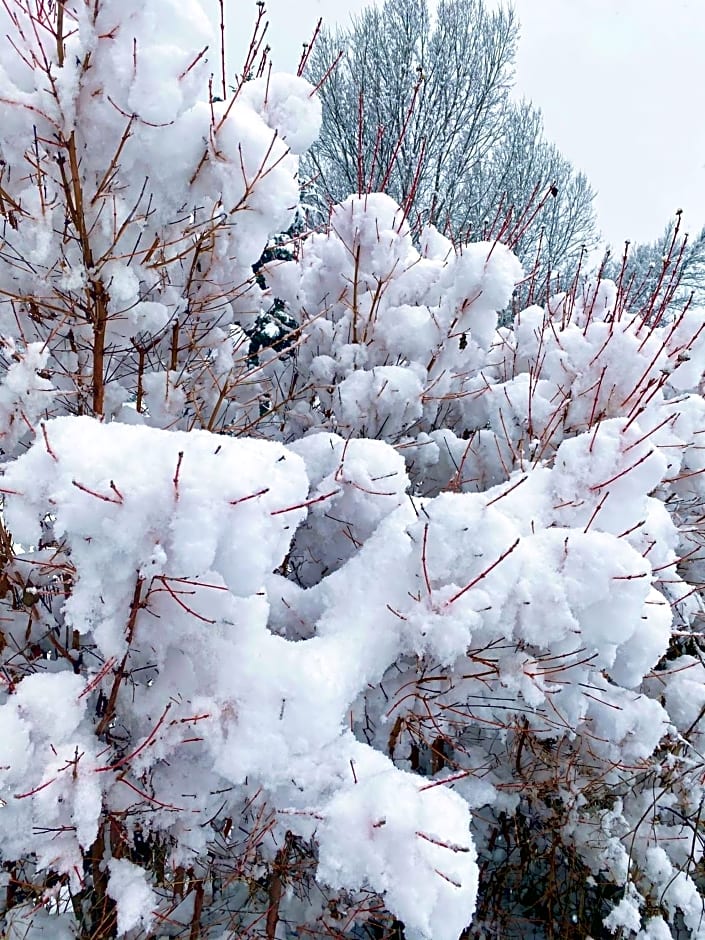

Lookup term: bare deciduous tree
[303,0,597,285]
[602,211,705,318]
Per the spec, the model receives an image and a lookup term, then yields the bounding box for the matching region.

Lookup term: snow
[4,906,75,939]
[0,343,54,452]
[239,72,323,154]
[3,417,310,656]
[317,745,478,940]
[4,395,677,933]
[0,0,705,936]
[107,858,157,936]
[0,417,480,938]
[603,887,642,935]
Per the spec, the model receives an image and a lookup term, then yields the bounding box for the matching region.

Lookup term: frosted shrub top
[0,0,321,425]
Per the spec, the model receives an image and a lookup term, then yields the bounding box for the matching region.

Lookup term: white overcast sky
[223,0,705,248]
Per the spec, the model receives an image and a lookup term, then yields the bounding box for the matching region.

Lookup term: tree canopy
[303,0,597,286]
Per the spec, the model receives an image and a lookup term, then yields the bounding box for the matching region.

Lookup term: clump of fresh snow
[239,72,322,154]
[107,858,157,936]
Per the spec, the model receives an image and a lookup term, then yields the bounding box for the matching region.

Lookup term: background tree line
[302,0,597,293]
[302,0,705,312]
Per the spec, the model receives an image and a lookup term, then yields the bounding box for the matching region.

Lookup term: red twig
[589,450,654,491]
[117,777,184,811]
[72,479,123,504]
[79,657,118,699]
[14,776,58,800]
[41,422,58,461]
[178,45,208,81]
[421,523,432,596]
[95,703,172,773]
[173,450,184,500]
[270,489,339,515]
[419,769,473,791]
[583,490,610,533]
[416,830,471,853]
[485,474,528,507]
[308,50,343,98]
[152,575,215,624]
[218,0,227,101]
[297,18,321,77]
[230,487,269,506]
[445,538,521,607]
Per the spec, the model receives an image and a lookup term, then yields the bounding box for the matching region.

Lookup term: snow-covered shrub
[1,2,705,939]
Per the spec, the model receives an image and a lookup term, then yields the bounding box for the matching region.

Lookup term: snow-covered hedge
[0,2,704,939]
